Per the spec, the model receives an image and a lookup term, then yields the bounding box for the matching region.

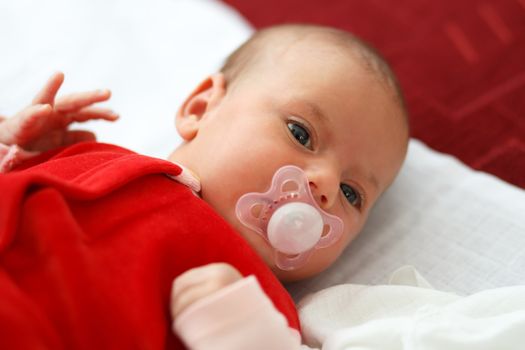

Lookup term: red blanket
[0,142,299,349]
[223,0,525,188]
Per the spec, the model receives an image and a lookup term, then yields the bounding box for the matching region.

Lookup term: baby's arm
[171,263,312,350]
[0,72,118,171]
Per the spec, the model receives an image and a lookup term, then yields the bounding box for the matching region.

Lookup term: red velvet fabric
[0,142,299,349]
[223,0,525,188]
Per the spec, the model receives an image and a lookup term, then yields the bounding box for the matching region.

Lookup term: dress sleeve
[0,143,35,173]
[173,275,315,350]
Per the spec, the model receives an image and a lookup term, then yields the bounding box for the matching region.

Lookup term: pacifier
[235,165,344,271]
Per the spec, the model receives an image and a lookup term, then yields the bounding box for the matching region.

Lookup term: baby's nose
[308,175,339,211]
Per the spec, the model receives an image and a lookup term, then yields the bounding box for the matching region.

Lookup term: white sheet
[1,0,524,301]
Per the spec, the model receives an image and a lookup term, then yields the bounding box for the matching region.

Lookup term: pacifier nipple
[267,203,323,255]
[235,165,344,271]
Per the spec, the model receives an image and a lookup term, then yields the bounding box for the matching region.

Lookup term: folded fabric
[298,266,525,350]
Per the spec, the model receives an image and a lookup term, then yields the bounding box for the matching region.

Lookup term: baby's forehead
[274,36,406,130]
[225,26,407,129]
[224,26,372,90]
[254,36,385,94]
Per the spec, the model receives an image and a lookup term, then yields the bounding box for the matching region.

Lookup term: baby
[0,24,408,349]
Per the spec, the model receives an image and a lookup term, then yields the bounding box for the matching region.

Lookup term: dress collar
[166,162,201,195]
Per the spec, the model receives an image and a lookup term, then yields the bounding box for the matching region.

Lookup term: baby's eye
[340,183,362,208]
[287,122,312,149]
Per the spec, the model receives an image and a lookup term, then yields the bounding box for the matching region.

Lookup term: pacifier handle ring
[274,250,314,271]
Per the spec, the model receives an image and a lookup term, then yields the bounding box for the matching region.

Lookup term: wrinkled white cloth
[298,266,525,349]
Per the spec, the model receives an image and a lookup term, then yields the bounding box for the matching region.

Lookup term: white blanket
[299,266,525,349]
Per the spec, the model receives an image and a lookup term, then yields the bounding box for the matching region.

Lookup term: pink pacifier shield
[235,165,344,271]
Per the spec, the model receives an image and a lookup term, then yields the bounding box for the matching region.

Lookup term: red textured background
[223,0,525,188]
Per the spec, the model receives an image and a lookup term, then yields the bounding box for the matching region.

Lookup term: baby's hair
[220,24,409,129]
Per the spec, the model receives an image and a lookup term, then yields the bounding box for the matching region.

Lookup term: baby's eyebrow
[367,172,379,191]
[289,98,329,126]
[305,101,328,124]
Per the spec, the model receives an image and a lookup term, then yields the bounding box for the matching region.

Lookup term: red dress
[0,142,299,349]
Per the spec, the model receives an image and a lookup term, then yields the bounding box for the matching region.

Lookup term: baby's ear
[176,73,226,141]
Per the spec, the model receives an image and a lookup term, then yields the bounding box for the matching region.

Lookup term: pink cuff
[174,275,302,350]
[0,144,36,173]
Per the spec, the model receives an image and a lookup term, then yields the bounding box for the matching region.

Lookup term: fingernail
[98,89,110,96]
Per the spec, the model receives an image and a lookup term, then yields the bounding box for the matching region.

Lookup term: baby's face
[170,42,408,281]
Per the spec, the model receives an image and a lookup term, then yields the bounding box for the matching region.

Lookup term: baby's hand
[0,72,118,152]
[171,263,243,319]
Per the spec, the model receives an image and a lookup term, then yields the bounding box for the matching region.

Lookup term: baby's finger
[0,104,52,145]
[55,90,111,112]
[32,72,64,106]
[64,107,119,125]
